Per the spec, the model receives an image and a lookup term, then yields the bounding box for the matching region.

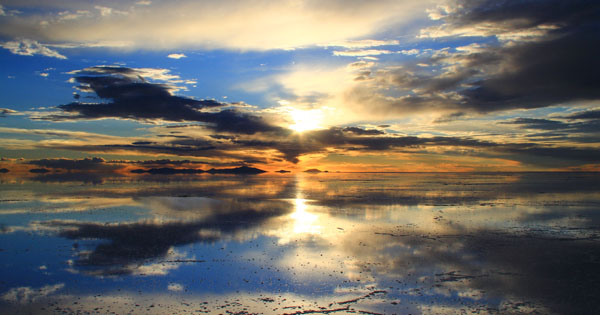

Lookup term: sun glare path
[290,197,320,235]
[288,108,323,132]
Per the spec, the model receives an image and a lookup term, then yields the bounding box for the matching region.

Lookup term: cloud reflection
[1,173,599,313]
[42,198,292,276]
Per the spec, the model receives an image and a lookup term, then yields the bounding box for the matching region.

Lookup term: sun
[288,108,323,132]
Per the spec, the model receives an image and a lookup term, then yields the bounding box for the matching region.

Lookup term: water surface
[1,172,599,314]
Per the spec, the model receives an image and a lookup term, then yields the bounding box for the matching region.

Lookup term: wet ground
[1,172,599,314]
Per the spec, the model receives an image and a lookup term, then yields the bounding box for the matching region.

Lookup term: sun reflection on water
[290,197,321,235]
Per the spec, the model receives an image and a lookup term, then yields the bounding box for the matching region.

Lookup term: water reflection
[290,197,320,235]
[43,198,292,277]
[0,173,599,314]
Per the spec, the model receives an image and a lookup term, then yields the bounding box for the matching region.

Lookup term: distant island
[304,168,323,173]
[131,165,266,175]
[207,166,266,174]
[276,170,291,173]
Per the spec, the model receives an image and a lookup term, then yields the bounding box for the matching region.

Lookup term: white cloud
[1,283,64,304]
[0,0,437,51]
[57,10,91,21]
[167,53,187,59]
[400,49,420,55]
[0,39,67,59]
[320,39,400,48]
[0,4,21,16]
[167,283,184,292]
[39,72,49,77]
[333,49,393,57]
[94,6,128,17]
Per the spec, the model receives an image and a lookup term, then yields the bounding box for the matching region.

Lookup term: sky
[0,0,599,173]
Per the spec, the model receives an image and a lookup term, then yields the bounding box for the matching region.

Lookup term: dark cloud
[114,159,204,166]
[130,168,205,175]
[209,134,235,140]
[501,118,568,130]
[502,117,600,134]
[29,168,50,173]
[439,0,598,31]
[31,124,599,168]
[267,128,499,163]
[46,66,285,135]
[28,157,123,172]
[342,127,384,135]
[434,112,467,123]
[502,145,600,164]
[37,140,270,166]
[459,30,600,111]
[563,110,600,120]
[378,0,600,113]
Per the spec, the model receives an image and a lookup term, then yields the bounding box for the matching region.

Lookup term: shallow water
[1,172,599,314]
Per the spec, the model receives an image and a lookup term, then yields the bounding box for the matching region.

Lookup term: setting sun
[288,108,323,132]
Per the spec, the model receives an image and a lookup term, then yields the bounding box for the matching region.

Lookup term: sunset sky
[0,0,598,173]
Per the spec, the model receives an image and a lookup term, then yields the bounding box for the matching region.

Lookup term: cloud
[130,167,204,175]
[502,117,600,135]
[21,119,600,169]
[1,283,64,304]
[28,168,51,174]
[563,109,600,120]
[167,283,184,292]
[502,118,568,131]
[294,0,600,121]
[167,53,186,59]
[333,49,394,57]
[41,199,291,276]
[117,159,204,166]
[400,49,420,55]
[0,126,129,142]
[320,39,400,48]
[0,108,18,117]
[0,0,434,51]
[46,66,285,135]
[0,4,20,17]
[68,66,190,87]
[414,0,600,113]
[0,39,67,59]
[94,5,128,17]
